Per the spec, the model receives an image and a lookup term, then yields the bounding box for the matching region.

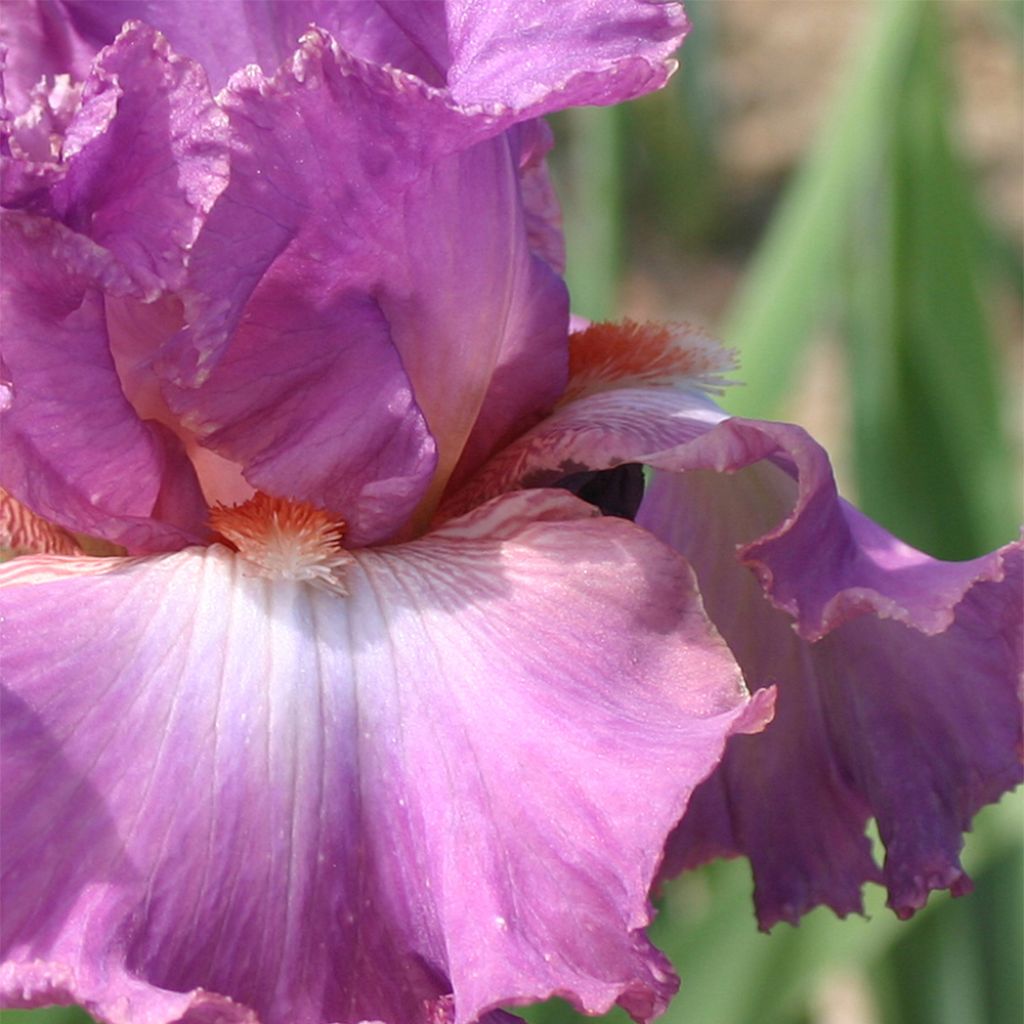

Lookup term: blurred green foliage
[4,1,1021,1023]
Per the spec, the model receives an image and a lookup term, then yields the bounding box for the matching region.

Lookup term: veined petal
[0,0,98,113]
[452,320,1023,925]
[0,211,207,551]
[0,488,82,556]
[382,134,568,516]
[43,1,451,91]
[1,489,770,1024]
[641,466,1023,927]
[512,119,566,274]
[57,22,228,293]
[440,322,733,521]
[2,72,103,208]
[4,22,230,296]
[165,29,568,540]
[448,321,1013,639]
[29,1,686,117]
[443,0,687,113]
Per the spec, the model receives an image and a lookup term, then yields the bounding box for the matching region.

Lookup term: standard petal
[509,120,566,274]
[2,74,100,208]
[36,1,686,116]
[4,22,230,296]
[163,30,569,541]
[380,135,568,517]
[1,489,770,1024]
[0,0,98,113]
[640,465,1023,928]
[47,0,450,91]
[0,211,207,551]
[54,23,229,293]
[443,0,687,113]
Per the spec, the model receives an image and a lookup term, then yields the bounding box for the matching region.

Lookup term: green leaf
[0,1010,94,1024]
[721,0,924,418]
[841,1,1019,556]
[548,105,626,321]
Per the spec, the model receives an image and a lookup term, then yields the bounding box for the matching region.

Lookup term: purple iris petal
[443,0,687,112]
[642,467,1022,927]
[3,21,229,295]
[17,0,686,111]
[0,0,98,113]
[2,22,230,549]
[41,0,451,91]
[509,120,566,274]
[1,489,771,1023]
[0,211,208,551]
[159,27,567,539]
[450,321,1023,924]
[3,4,691,543]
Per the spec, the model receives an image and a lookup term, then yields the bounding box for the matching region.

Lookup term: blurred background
[4,1,1021,1023]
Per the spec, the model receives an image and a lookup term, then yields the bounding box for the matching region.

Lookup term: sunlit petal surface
[1,489,770,1023]
[452,321,1023,925]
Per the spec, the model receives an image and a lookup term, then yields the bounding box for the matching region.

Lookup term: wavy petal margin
[443,0,688,114]
[449,321,1024,924]
[13,1,686,115]
[159,29,571,540]
[1,489,771,1024]
[641,467,1022,927]
[4,22,229,295]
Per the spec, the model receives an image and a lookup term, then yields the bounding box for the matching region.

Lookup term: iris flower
[0,3,1020,1024]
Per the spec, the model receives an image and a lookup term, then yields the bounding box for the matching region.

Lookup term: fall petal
[639,466,1023,927]
[450,322,1013,640]
[1,489,771,1024]
[449,320,1023,925]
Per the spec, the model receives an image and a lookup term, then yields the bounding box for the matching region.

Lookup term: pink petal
[0,0,98,113]
[24,1,687,115]
[41,1,450,91]
[1,489,770,1024]
[164,29,569,540]
[450,320,1023,925]
[439,322,734,521]
[444,0,688,113]
[4,22,229,296]
[0,211,207,551]
[641,467,1023,927]
[512,120,566,275]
